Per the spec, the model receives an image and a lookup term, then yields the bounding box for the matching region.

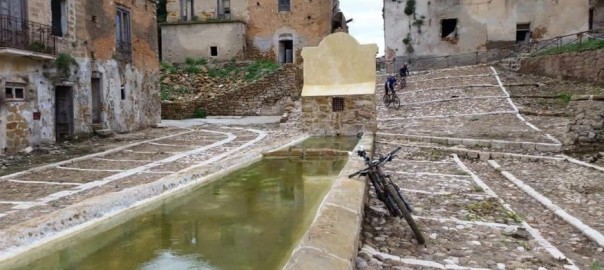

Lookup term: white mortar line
[0,201,34,205]
[546,134,562,144]
[389,171,472,180]
[399,96,508,106]
[146,142,193,147]
[0,130,195,181]
[453,155,577,268]
[378,111,518,121]
[7,179,81,186]
[325,202,358,215]
[140,171,176,175]
[399,84,497,94]
[491,66,546,133]
[414,216,517,229]
[129,151,182,154]
[361,245,491,270]
[408,74,493,83]
[399,188,453,195]
[377,132,560,148]
[56,167,125,173]
[91,158,151,162]
[488,160,604,247]
[22,129,239,209]
[560,154,604,173]
[378,140,565,161]
[395,159,453,164]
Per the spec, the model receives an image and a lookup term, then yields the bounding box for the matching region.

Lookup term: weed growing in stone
[593,260,602,270]
[193,108,207,118]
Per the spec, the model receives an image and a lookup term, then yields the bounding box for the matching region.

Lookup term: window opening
[51,0,67,37]
[278,0,290,12]
[516,23,531,44]
[116,6,132,61]
[5,84,26,101]
[210,46,218,56]
[181,0,194,21]
[589,8,594,30]
[441,19,458,38]
[332,97,344,112]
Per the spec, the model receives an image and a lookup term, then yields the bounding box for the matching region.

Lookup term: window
[5,84,25,101]
[516,23,531,44]
[51,0,67,37]
[222,0,231,19]
[441,19,458,38]
[181,0,194,21]
[278,0,290,12]
[116,7,132,60]
[121,86,126,100]
[332,97,344,112]
[589,8,594,30]
[210,46,218,57]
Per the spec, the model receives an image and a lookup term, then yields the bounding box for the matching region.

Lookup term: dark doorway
[55,86,74,142]
[516,23,531,43]
[279,40,293,64]
[589,8,594,30]
[91,77,102,124]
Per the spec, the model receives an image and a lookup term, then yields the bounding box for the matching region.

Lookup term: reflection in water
[15,158,346,270]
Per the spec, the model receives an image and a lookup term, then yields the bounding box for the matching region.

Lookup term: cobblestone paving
[361,66,604,270]
[0,124,303,232]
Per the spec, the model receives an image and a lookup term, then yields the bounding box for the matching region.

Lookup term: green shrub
[160,84,174,100]
[533,39,604,57]
[557,92,572,104]
[54,53,78,77]
[185,57,196,65]
[593,260,602,270]
[184,65,201,74]
[193,107,207,118]
[161,62,177,74]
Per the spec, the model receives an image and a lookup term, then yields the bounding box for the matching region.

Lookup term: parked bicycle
[349,146,425,244]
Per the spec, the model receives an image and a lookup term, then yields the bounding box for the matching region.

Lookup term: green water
[293,136,359,151]
[15,158,346,270]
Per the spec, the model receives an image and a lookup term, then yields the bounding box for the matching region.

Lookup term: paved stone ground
[360,65,604,270]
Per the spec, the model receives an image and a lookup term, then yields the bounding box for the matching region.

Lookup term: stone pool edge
[283,133,374,270]
[0,133,311,269]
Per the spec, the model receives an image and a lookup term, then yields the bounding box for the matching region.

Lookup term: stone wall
[301,95,377,136]
[564,96,604,150]
[161,64,302,119]
[519,49,604,85]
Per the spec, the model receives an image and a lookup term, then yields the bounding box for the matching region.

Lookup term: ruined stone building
[384,0,594,66]
[0,0,160,154]
[161,0,348,63]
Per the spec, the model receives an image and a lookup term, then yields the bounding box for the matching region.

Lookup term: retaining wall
[564,95,604,150]
[161,64,303,119]
[519,48,604,85]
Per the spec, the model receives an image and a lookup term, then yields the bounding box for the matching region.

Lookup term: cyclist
[384,74,397,96]
[398,62,410,88]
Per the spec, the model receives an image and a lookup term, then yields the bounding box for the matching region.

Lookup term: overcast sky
[340,0,384,56]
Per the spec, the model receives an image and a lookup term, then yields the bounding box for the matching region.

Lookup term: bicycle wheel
[383,92,391,105]
[386,184,425,244]
[392,95,401,109]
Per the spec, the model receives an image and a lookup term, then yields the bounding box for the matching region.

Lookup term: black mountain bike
[349,146,425,244]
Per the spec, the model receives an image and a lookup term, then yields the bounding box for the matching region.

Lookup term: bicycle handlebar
[348,146,402,178]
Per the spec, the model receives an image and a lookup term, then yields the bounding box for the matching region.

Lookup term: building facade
[161,0,347,63]
[384,0,592,66]
[0,0,160,154]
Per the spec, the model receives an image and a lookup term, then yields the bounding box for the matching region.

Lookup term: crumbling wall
[161,22,246,62]
[564,96,604,150]
[519,49,604,84]
[384,0,590,59]
[246,0,333,63]
[301,95,377,136]
[161,64,301,118]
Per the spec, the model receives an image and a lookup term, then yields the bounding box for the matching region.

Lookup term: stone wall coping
[283,133,374,270]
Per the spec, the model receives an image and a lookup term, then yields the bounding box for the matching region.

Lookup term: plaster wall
[166,0,249,23]
[161,22,246,62]
[384,0,590,60]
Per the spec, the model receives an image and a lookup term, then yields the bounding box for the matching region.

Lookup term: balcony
[0,15,57,59]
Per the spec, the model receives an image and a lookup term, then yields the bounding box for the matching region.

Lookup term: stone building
[384,0,592,67]
[592,0,604,30]
[161,0,348,63]
[0,0,160,154]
